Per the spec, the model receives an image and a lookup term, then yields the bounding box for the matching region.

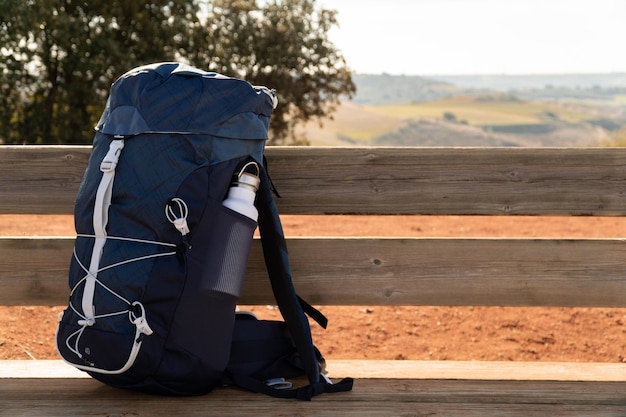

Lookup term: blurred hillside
[297,73,626,147]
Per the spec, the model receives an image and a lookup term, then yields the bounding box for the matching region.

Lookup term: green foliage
[0,0,354,144]
[191,0,354,144]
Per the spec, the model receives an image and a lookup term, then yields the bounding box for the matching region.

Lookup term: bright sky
[319,0,626,76]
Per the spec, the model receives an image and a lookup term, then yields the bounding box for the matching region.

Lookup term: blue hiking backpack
[55,62,353,399]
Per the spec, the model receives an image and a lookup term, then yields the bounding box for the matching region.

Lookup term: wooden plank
[1,376,625,417]
[4,360,626,382]
[268,147,626,216]
[0,146,89,214]
[2,146,626,215]
[2,403,623,417]
[325,360,626,382]
[0,237,73,306]
[2,236,626,307]
[0,360,88,379]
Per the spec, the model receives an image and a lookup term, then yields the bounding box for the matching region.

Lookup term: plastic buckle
[266,377,293,390]
[100,139,125,172]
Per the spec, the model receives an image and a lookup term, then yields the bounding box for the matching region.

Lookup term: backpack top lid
[95,62,277,140]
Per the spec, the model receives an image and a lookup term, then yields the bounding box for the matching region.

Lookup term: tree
[0,0,354,145]
[1,0,202,144]
[191,0,355,144]
[443,112,457,123]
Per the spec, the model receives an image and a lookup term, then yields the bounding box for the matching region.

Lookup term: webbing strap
[81,139,125,322]
[227,371,354,401]
[298,295,328,329]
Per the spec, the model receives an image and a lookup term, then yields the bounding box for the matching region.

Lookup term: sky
[318,0,626,76]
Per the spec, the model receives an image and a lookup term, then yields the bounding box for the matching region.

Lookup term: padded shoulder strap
[228,371,354,401]
[225,317,353,400]
[255,162,353,400]
[255,163,319,384]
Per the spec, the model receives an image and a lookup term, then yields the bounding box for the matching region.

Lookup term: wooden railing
[1,145,625,416]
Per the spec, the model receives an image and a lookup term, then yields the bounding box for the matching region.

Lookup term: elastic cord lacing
[62,137,191,374]
[64,233,177,365]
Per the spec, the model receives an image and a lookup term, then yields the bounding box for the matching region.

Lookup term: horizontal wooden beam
[268,147,626,216]
[2,236,626,307]
[0,146,89,214]
[1,363,625,416]
[327,360,626,382]
[5,359,626,382]
[2,146,626,215]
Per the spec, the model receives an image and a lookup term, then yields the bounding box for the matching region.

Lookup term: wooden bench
[1,145,626,416]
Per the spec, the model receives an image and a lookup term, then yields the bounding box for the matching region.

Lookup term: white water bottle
[223,161,260,221]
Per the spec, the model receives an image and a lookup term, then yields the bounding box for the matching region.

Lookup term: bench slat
[0,146,89,215]
[2,236,626,307]
[2,146,626,215]
[1,372,624,417]
[326,359,626,382]
[4,359,626,382]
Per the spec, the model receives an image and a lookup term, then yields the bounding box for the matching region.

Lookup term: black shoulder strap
[254,160,353,400]
[227,371,354,400]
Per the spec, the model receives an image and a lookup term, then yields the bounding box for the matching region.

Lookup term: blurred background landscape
[298,72,626,147]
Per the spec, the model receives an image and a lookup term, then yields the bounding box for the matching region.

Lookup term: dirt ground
[2,214,626,363]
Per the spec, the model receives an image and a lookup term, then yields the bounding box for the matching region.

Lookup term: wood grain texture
[2,146,626,215]
[2,236,626,307]
[1,371,625,417]
[0,146,89,214]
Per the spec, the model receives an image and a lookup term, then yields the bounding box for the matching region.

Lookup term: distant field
[295,101,405,145]
[364,96,596,126]
[298,95,609,146]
